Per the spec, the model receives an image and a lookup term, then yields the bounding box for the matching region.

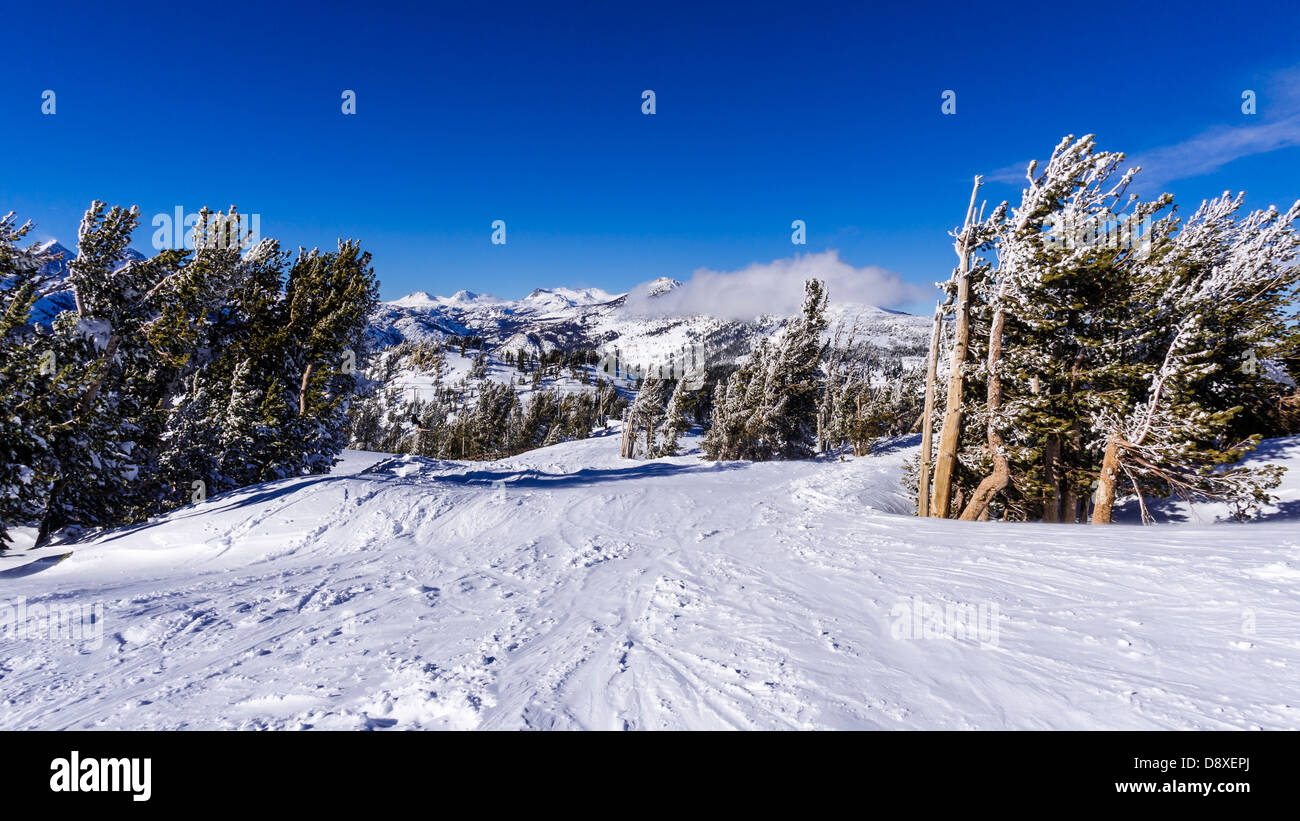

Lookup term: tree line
[700,279,922,461]
[0,204,377,548]
[347,339,628,459]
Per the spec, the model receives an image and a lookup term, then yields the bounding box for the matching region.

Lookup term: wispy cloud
[622,250,927,319]
[1129,114,1300,194]
[989,66,1300,195]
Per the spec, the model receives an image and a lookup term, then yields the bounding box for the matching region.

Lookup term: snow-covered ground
[3,433,1298,730]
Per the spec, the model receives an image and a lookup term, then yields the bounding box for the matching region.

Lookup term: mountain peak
[523,286,618,308]
[645,276,682,297]
[35,239,74,258]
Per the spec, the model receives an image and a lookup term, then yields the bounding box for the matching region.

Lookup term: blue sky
[3,0,1299,314]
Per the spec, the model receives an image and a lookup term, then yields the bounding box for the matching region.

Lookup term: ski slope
[2,434,1298,730]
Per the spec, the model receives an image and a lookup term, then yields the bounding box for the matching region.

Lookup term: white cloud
[622,250,927,319]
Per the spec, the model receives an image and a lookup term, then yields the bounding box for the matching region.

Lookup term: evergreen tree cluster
[818,322,925,456]
[0,204,378,548]
[347,339,625,460]
[700,279,923,462]
[921,135,1300,523]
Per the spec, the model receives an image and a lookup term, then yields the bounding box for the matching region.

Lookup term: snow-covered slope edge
[2,435,1297,730]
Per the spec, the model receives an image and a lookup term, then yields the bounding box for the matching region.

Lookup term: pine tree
[630,375,668,457]
[758,279,829,458]
[0,215,62,547]
[660,378,691,456]
[1091,194,1300,522]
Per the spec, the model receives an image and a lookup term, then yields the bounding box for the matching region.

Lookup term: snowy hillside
[4,433,1298,730]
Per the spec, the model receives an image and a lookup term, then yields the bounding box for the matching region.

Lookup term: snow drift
[2,434,1298,730]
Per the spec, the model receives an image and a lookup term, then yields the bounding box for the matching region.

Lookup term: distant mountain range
[369,275,933,370]
[21,241,935,397]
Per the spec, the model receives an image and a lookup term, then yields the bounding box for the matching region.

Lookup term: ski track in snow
[3,433,1299,730]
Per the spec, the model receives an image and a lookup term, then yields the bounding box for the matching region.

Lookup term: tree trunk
[622,410,638,459]
[1060,486,1078,523]
[1061,423,1085,523]
[917,301,943,517]
[33,478,64,548]
[298,361,315,416]
[959,297,1009,521]
[931,177,983,518]
[1091,434,1122,524]
[1042,435,1061,523]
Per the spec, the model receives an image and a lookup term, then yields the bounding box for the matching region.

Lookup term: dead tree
[916,300,943,516]
[930,176,983,518]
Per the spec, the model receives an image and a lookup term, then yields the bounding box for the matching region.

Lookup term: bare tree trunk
[959,299,1009,521]
[917,301,943,517]
[931,176,983,518]
[622,410,639,459]
[1091,434,1122,524]
[298,361,315,416]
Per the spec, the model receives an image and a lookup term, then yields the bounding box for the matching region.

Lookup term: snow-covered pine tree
[958,135,1142,521]
[737,339,773,457]
[1091,193,1300,523]
[761,279,829,458]
[819,317,864,454]
[630,375,668,457]
[0,215,63,547]
[35,203,173,542]
[701,377,734,459]
[701,280,830,462]
[275,240,379,475]
[660,377,691,456]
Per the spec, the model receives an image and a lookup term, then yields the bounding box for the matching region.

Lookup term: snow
[392,290,507,309]
[644,276,682,297]
[3,434,1298,730]
[522,287,618,310]
[373,279,932,364]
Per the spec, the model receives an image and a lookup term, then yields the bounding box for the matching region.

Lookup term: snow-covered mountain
[369,279,934,366]
[18,242,933,368]
[17,245,934,421]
